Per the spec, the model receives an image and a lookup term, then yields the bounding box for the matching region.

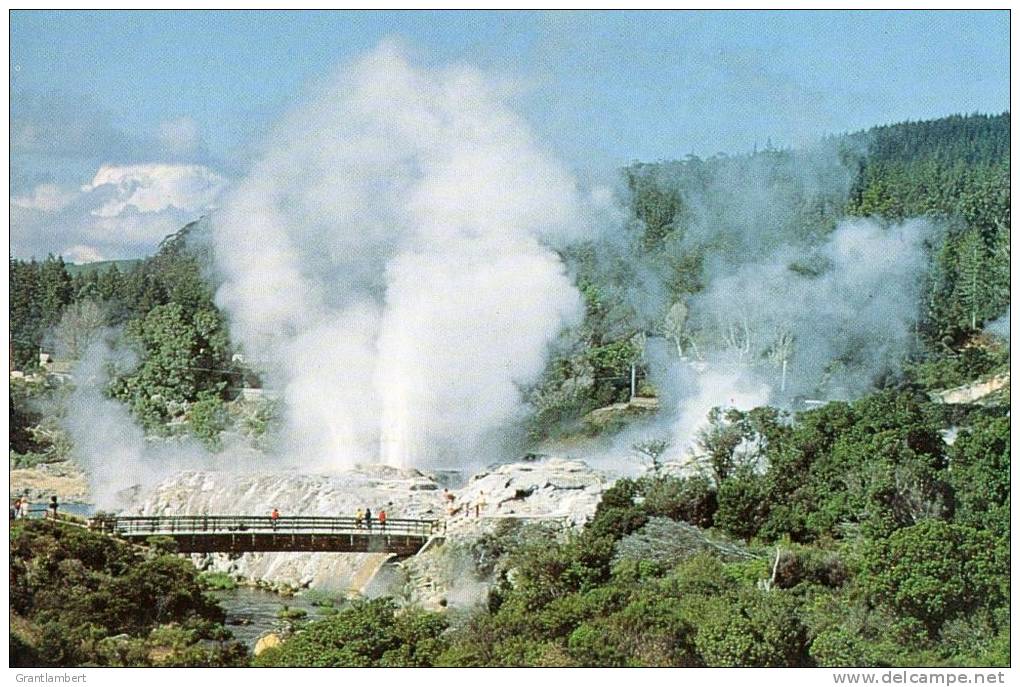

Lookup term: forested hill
[534,112,1009,432]
[9,112,1011,444]
[846,113,1009,167]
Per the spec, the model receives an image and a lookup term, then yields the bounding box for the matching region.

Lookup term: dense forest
[9,112,1011,667]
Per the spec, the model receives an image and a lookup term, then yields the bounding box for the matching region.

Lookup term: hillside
[64,258,142,276]
[9,112,1011,459]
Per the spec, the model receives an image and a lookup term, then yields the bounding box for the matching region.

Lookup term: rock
[933,373,1009,405]
[253,633,282,656]
[452,457,610,527]
[583,398,659,432]
[126,456,615,602]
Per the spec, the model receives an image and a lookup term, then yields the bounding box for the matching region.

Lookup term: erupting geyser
[211,41,588,470]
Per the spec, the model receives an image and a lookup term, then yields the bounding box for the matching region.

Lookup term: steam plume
[212,42,587,469]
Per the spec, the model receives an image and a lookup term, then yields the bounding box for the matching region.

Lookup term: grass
[277,606,308,620]
[199,572,238,590]
[299,589,341,607]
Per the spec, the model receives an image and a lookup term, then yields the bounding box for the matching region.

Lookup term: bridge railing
[89,515,443,538]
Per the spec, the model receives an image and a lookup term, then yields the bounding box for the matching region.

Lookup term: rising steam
[60,43,943,504]
[645,217,934,457]
[211,42,587,469]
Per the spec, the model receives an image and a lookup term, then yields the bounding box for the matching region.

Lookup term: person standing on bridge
[364,507,372,530]
[355,508,364,529]
[11,498,21,521]
[271,508,280,530]
[378,509,387,530]
[19,498,30,519]
[48,496,58,519]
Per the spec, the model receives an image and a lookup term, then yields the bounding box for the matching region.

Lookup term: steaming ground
[651,217,935,460]
[58,43,941,515]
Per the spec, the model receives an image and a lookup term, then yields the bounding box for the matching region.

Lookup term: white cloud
[10,163,229,262]
[64,244,106,263]
[85,163,227,218]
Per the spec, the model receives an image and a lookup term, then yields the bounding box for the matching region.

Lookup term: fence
[88,514,444,538]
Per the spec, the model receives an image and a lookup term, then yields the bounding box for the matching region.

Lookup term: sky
[9,9,1010,262]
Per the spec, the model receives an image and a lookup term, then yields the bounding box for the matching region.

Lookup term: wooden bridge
[83,514,445,557]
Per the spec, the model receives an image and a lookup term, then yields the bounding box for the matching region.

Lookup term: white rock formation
[449,457,609,526]
[934,373,1010,405]
[127,456,614,599]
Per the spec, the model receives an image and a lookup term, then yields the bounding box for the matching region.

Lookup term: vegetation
[10,520,247,667]
[198,572,238,590]
[9,221,274,457]
[253,598,448,667]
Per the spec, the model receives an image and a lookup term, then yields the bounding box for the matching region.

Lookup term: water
[59,502,95,518]
[17,502,94,518]
[212,587,345,647]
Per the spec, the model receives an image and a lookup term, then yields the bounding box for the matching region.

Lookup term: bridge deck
[86,515,444,556]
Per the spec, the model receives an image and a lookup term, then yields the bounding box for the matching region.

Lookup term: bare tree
[614,517,760,566]
[632,436,671,475]
[767,327,795,393]
[661,301,688,358]
[720,312,755,365]
[53,300,107,360]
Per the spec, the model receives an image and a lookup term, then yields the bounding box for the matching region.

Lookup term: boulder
[253,633,282,656]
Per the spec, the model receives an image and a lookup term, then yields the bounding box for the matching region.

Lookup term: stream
[212,587,346,647]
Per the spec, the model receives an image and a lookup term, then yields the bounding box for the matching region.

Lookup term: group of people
[263,490,496,531]
[355,507,386,529]
[10,496,59,520]
[265,507,389,530]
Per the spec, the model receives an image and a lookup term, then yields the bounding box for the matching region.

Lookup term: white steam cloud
[65,338,262,508]
[651,217,933,453]
[212,42,587,470]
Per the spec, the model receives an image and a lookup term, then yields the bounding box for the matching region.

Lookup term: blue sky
[9,10,1010,260]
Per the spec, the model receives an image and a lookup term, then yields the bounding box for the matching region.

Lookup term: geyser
[211,41,587,470]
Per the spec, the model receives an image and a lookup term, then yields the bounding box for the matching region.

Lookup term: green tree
[946,415,1010,533]
[111,303,234,430]
[857,521,1007,635]
[694,590,809,667]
